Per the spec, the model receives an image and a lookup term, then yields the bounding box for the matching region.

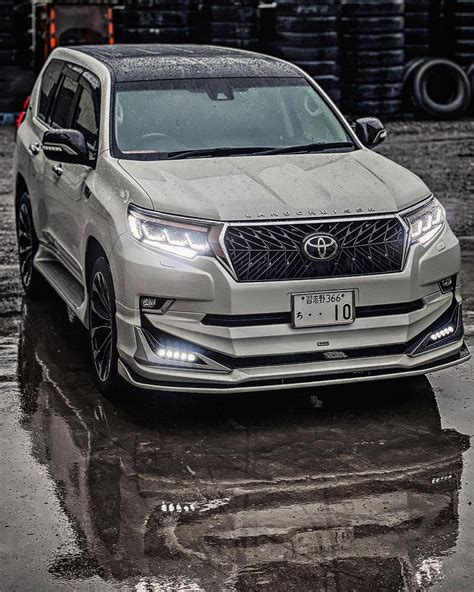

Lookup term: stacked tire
[201,0,259,50]
[0,0,17,71]
[340,0,405,118]
[0,0,34,113]
[404,0,441,60]
[272,0,341,103]
[115,0,198,45]
[445,0,474,66]
[403,57,471,118]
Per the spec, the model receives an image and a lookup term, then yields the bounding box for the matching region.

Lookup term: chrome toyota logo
[303,234,339,261]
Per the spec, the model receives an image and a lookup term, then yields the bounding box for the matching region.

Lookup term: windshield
[113,77,354,160]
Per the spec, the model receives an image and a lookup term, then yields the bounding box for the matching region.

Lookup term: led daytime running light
[128,207,212,259]
[406,198,446,245]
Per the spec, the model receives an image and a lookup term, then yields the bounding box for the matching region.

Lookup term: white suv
[14,44,470,395]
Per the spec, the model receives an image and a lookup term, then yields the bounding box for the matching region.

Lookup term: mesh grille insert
[224,217,406,281]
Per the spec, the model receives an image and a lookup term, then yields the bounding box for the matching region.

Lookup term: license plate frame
[292,290,355,328]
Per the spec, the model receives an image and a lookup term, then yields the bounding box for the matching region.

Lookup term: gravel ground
[0,121,473,591]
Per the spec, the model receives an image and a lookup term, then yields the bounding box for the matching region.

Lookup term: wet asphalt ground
[0,122,473,591]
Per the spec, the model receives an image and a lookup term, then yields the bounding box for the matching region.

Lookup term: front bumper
[118,341,471,394]
[110,222,470,393]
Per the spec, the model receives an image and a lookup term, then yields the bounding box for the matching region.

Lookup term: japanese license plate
[292,290,355,328]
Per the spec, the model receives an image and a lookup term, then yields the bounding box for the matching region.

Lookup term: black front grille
[224,217,406,282]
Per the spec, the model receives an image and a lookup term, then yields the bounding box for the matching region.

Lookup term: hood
[119,149,431,222]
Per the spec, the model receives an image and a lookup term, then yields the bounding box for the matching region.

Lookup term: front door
[42,65,100,280]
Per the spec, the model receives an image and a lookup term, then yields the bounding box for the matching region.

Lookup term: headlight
[405,197,446,245]
[128,206,213,259]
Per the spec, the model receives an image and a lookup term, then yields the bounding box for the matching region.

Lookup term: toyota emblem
[303,234,339,261]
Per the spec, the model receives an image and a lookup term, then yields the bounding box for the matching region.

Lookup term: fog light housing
[134,325,231,373]
[438,275,456,294]
[406,301,463,356]
[139,296,174,313]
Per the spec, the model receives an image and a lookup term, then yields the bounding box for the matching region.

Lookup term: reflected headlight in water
[128,206,213,259]
[405,197,446,245]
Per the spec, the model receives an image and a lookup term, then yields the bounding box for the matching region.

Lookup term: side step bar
[35,252,85,309]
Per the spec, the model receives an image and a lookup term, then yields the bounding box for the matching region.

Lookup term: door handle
[52,164,63,177]
[29,142,41,156]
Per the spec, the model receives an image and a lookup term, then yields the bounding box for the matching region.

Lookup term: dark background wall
[1,0,473,120]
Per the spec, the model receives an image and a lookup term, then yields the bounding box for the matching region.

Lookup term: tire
[345,83,402,100]
[345,99,401,116]
[405,12,432,27]
[210,23,258,37]
[88,255,124,396]
[276,16,336,33]
[209,5,257,20]
[115,26,191,43]
[408,58,471,118]
[114,9,189,28]
[342,50,404,67]
[276,2,337,18]
[355,65,405,83]
[404,56,431,84]
[341,0,404,16]
[340,16,404,32]
[467,63,474,110]
[405,0,433,10]
[276,31,338,47]
[341,33,404,50]
[16,192,48,299]
[313,75,340,90]
[454,13,474,26]
[293,60,338,76]
[277,46,338,61]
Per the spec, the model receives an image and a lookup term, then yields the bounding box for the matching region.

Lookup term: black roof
[73,44,301,82]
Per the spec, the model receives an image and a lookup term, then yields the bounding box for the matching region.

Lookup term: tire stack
[201,0,259,50]
[340,0,405,117]
[445,0,474,66]
[404,0,441,60]
[115,0,198,45]
[0,0,34,114]
[271,0,341,103]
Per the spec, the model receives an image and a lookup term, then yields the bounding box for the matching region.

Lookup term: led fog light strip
[430,326,454,341]
[157,348,197,363]
[133,327,231,373]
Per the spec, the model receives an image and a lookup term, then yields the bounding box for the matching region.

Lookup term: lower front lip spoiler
[118,342,471,394]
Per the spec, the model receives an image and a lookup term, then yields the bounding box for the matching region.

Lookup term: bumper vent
[223,217,406,282]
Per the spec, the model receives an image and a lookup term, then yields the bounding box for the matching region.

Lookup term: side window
[50,75,80,129]
[71,80,100,157]
[37,60,63,123]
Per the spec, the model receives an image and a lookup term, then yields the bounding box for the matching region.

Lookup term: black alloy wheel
[88,256,123,395]
[16,192,46,297]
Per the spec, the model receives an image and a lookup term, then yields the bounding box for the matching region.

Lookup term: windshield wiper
[164,146,274,160]
[257,141,355,156]
[161,142,354,160]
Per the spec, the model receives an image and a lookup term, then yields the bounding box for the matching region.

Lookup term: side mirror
[42,129,91,166]
[354,117,387,148]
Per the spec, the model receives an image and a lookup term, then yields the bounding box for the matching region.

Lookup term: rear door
[23,59,64,235]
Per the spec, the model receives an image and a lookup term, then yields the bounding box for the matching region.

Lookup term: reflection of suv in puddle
[15,45,470,395]
[19,300,470,589]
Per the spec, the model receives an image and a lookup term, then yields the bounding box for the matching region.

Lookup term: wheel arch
[84,236,108,289]
[15,173,29,211]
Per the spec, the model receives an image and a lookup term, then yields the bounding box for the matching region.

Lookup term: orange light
[48,6,56,51]
[107,8,115,44]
